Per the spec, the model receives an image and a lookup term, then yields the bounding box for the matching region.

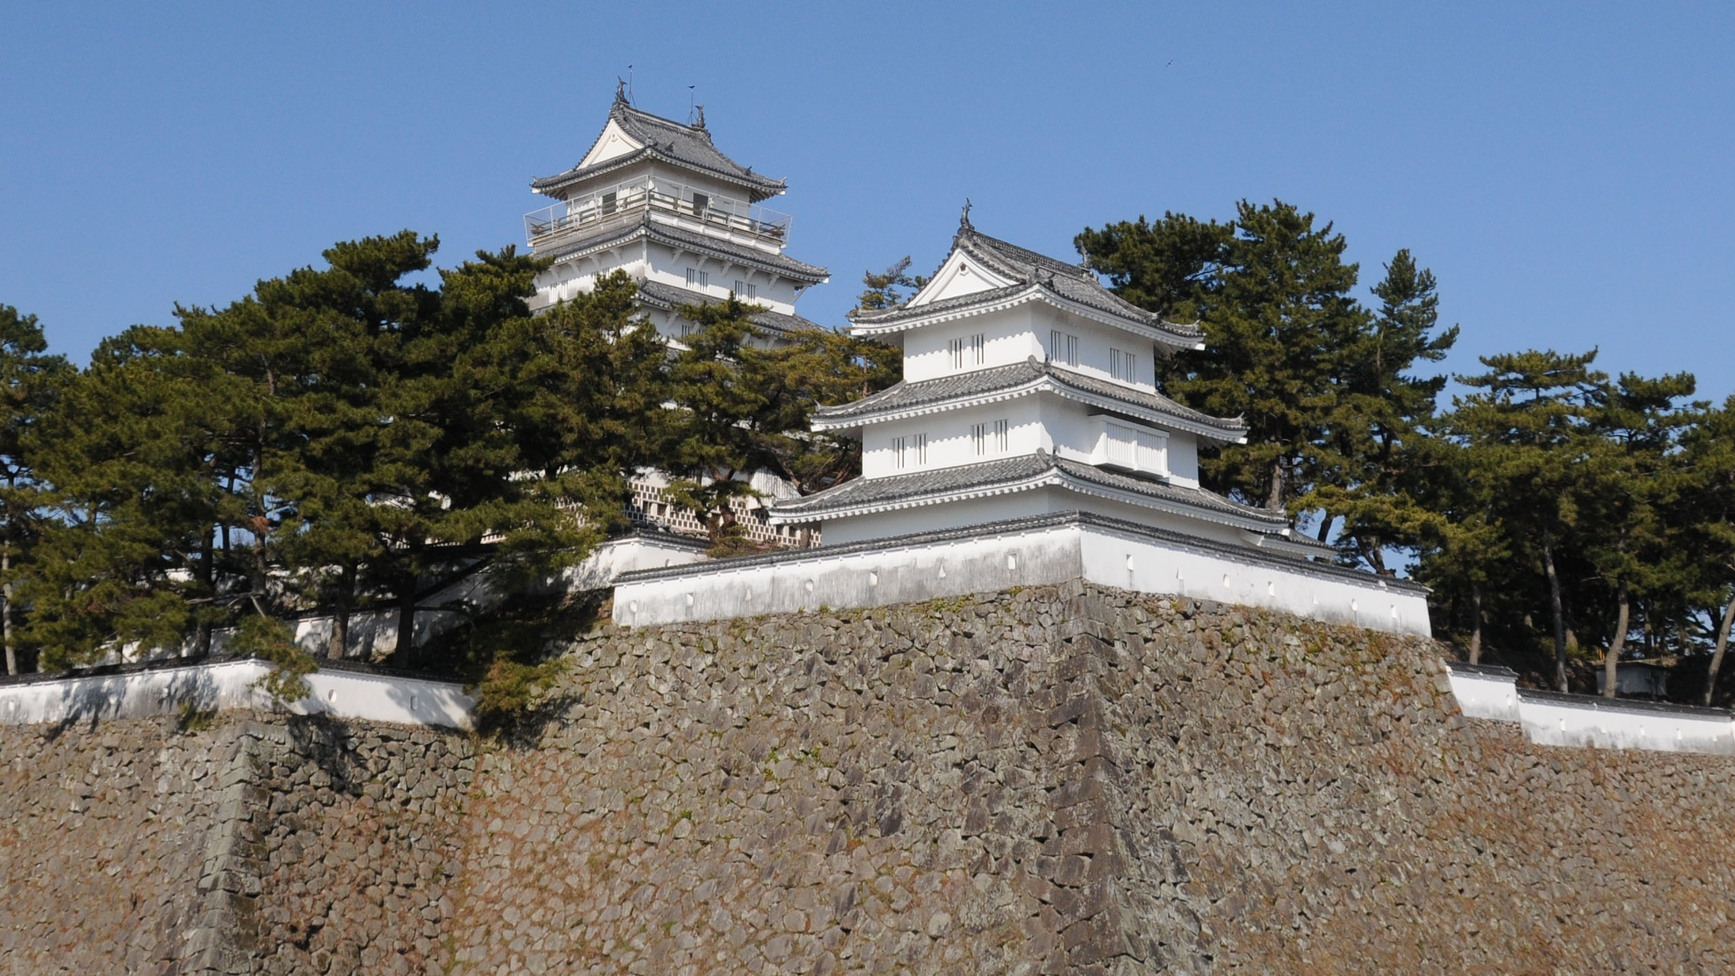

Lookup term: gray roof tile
[811,357,1245,440]
[637,280,823,337]
[771,450,1287,529]
[533,100,787,200]
[851,221,1203,342]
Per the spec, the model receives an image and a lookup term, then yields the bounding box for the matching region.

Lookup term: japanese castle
[523,83,828,345]
[528,91,1430,636]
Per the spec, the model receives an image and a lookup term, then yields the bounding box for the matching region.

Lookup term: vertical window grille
[973,421,1007,456]
[1049,330,1078,367]
[1105,423,1137,467]
[1109,347,1137,382]
[914,433,927,464]
[894,436,907,469]
[734,280,756,300]
[686,268,708,289]
[951,333,986,369]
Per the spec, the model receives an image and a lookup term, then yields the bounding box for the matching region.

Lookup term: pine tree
[25,328,224,667]
[1683,396,1735,703]
[1079,201,1375,511]
[1305,250,1459,571]
[0,306,70,673]
[1441,350,1607,691]
[1580,372,1699,697]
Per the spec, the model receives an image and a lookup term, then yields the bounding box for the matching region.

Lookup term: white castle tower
[522,84,829,342]
[768,209,1327,557]
[612,208,1430,636]
[520,88,829,550]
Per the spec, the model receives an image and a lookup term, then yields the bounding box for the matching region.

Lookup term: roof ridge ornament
[960,198,973,230]
[615,78,629,105]
[694,105,706,130]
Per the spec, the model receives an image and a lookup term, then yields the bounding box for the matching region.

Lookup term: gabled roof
[637,280,823,338]
[849,215,1203,347]
[539,213,830,285]
[808,356,1246,442]
[532,95,788,201]
[769,450,1290,534]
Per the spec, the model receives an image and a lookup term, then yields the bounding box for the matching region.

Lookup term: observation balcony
[525,178,793,253]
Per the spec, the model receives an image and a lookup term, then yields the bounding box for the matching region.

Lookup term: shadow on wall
[39,665,227,742]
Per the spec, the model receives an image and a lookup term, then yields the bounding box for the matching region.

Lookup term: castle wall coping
[0,656,473,730]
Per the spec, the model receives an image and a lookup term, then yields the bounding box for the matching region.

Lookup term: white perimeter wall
[1444,663,1734,755]
[0,659,474,730]
[614,517,1431,636]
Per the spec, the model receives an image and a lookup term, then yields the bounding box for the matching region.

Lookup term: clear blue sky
[3,3,1731,401]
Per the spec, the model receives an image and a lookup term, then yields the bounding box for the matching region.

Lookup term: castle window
[1109,347,1137,383]
[972,420,1008,456]
[692,192,710,213]
[950,333,986,369]
[1049,330,1078,367]
[686,268,708,289]
[734,280,756,300]
[894,433,927,468]
[601,191,618,215]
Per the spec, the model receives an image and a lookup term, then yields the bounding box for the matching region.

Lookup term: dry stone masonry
[6,583,1735,972]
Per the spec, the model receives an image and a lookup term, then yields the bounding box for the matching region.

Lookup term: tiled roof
[532,99,787,201]
[811,357,1245,440]
[850,220,1203,344]
[771,450,1288,530]
[540,214,830,285]
[637,280,823,337]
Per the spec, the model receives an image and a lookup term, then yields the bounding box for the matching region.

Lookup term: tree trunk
[1316,514,1336,544]
[1266,457,1286,511]
[1467,583,1484,665]
[1542,532,1568,692]
[326,562,355,660]
[391,568,418,667]
[2,548,13,677]
[1702,591,1735,707]
[193,526,215,659]
[1602,581,1629,700]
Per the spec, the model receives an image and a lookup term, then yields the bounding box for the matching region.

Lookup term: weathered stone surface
[7,584,1735,972]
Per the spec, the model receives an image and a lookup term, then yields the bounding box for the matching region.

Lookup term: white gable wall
[578,118,645,168]
[909,248,1017,306]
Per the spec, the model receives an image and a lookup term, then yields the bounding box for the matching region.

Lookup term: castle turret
[523,89,829,341]
[771,212,1330,560]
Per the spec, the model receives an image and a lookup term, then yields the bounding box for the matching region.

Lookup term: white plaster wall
[1039,398,1200,488]
[1445,667,1523,721]
[861,397,1046,478]
[1520,695,1734,754]
[641,241,801,313]
[0,659,474,730]
[615,521,1084,626]
[819,492,1060,546]
[1075,525,1431,636]
[615,517,1430,637]
[1046,314,1159,390]
[1441,662,1735,756]
[902,306,1040,381]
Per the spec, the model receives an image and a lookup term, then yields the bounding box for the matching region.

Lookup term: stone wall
[0,714,473,976]
[8,583,1735,973]
[444,584,1735,974]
